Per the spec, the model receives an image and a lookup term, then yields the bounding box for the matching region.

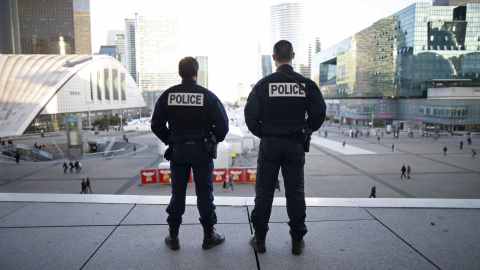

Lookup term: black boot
[202,227,225,249]
[292,239,305,255]
[250,234,266,253]
[165,228,180,250]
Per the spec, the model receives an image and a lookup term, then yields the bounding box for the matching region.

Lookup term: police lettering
[168,93,203,106]
[269,83,306,97]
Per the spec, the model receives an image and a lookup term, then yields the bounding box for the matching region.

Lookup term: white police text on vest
[269,83,306,97]
[168,93,204,106]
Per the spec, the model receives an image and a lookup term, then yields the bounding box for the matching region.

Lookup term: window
[430,36,434,41]
[445,36,449,41]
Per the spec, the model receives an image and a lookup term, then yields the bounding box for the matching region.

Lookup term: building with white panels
[0,54,146,137]
[135,13,181,112]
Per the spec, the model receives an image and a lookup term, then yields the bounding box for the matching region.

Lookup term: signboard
[158,169,171,183]
[140,169,158,184]
[212,169,227,183]
[228,168,244,183]
[67,118,78,128]
[245,168,257,183]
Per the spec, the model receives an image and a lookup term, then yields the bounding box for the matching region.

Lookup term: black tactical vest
[167,88,207,135]
[265,73,307,126]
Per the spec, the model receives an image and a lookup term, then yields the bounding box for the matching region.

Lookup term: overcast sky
[90,0,432,102]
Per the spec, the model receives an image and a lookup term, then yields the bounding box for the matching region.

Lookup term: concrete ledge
[1,193,479,209]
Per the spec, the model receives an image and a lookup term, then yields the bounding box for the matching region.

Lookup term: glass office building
[312,2,480,132]
[0,0,91,54]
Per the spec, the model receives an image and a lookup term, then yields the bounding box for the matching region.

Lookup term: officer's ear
[292,52,295,60]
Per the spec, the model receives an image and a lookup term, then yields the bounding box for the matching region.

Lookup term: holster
[298,128,313,152]
[164,144,173,161]
[202,135,218,159]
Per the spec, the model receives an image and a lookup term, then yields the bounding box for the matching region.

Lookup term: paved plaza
[1,125,479,199]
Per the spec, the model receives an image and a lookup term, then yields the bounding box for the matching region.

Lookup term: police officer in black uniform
[245,40,326,255]
[151,57,229,250]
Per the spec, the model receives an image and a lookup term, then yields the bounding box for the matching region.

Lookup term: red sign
[245,168,257,183]
[228,168,244,183]
[212,169,227,183]
[158,169,171,183]
[140,169,158,184]
[189,171,193,184]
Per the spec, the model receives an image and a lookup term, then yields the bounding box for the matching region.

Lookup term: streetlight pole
[371,104,375,135]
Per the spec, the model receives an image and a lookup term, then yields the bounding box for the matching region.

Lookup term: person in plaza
[69,161,74,173]
[377,136,380,143]
[443,146,448,156]
[275,179,281,192]
[342,141,346,148]
[133,145,136,155]
[80,179,87,194]
[244,40,326,255]
[467,137,472,145]
[226,175,234,191]
[460,141,463,150]
[401,164,407,178]
[369,186,376,198]
[151,56,229,251]
[392,143,395,152]
[15,151,20,164]
[407,165,411,179]
[62,162,68,173]
[472,149,477,159]
[86,177,92,193]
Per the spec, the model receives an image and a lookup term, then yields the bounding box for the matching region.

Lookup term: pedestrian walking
[69,161,74,173]
[80,179,87,194]
[226,176,234,191]
[407,165,411,179]
[275,179,281,192]
[15,151,20,164]
[151,56,229,251]
[443,146,448,156]
[133,145,136,155]
[86,177,92,193]
[77,161,82,173]
[245,40,326,255]
[342,141,346,148]
[377,136,380,143]
[392,144,395,152]
[467,137,472,145]
[222,178,227,192]
[74,161,79,173]
[460,141,463,150]
[472,149,477,159]
[369,186,376,198]
[62,162,68,173]
[401,164,407,178]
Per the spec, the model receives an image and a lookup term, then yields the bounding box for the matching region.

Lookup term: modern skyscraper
[312,2,480,132]
[196,56,209,89]
[270,2,317,77]
[124,19,137,83]
[106,30,126,66]
[0,0,91,54]
[135,13,180,96]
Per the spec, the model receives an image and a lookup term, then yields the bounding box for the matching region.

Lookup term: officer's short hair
[178,57,199,78]
[273,40,294,63]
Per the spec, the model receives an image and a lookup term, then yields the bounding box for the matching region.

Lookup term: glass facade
[314,3,480,99]
[270,2,316,77]
[0,0,91,54]
[313,2,480,130]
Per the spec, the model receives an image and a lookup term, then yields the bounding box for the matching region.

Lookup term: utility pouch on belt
[298,128,313,152]
[164,144,173,161]
[203,135,218,159]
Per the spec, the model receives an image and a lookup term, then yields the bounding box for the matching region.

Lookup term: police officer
[245,40,326,255]
[151,57,229,250]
